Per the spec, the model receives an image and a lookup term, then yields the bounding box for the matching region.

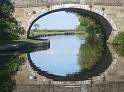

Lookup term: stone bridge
[10,0,124,42]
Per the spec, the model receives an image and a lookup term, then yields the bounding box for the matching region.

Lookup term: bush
[76,16,104,41]
[113,32,124,45]
[0,0,26,40]
[114,45,124,57]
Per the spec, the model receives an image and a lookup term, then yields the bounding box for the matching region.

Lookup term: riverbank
[29,31,85,38]
[0,31,85,54]
[0,39,50,54]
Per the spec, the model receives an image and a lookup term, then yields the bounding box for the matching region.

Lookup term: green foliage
[0,0,14,16]
[78,40,104,70]
[113,32,124,45]
[113,32,124,56]
[0,0,26,40]
[0,54,27,92]
[113,32,124,57]
[76,16,105,70]
[33,23,40,30]
[114,45,124,57]
[76,16,104,40]
[0,2,9,14]
[0,17,25,40]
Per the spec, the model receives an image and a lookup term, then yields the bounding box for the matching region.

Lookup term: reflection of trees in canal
[77,15,107,70]
[78,30,106,70]
[78,40,104,70]
[0,54,27,92]
[27,33,113,81]
[28,45,112,81]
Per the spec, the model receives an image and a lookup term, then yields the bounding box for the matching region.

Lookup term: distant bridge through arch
[11,0,124,42]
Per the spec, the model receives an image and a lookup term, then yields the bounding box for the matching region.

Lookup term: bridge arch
[27,4,117,40]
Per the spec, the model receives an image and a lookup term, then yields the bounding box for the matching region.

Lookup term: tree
[0,0,14,17]
[33,23,40,30]
[76,16,104,41]
[77,15,106,70]
[0,0,26,40]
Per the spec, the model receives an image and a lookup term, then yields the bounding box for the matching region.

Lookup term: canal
[0,35,124,92]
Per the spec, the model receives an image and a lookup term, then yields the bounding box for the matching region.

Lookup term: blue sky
[31,11,80,30]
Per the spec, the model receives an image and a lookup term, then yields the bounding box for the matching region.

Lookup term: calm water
[2,35,124,92]
[30,35,85,76]
[29,35,112,81]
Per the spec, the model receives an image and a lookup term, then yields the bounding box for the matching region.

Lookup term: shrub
[113,32,124,45]
[0,0,26,40]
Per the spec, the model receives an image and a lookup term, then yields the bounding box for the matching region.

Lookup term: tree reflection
[78,34,105,70]
[0,54,27,92]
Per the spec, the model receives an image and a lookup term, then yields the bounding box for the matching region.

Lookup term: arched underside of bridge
[27,5,117,40]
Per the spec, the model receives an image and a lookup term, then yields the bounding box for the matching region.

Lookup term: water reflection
[1,35,124,92]
[30,35,84,76]
[28,35,112,81]
[0,44,50,92]
[28,46,112,81]
[0,54,27,92]
[78,36,105,70]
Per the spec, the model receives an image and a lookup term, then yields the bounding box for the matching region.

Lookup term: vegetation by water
[114,45,124,57]
[0,38,41,46]
[113,32,124,45]
[30,15,106,71]
[0,0,25,40]
[76,16,104,40]
[78,35,105,70]
[113,32,124,57]
[0,54,27,92]
[77,15,105,70]
[30,29,84,38]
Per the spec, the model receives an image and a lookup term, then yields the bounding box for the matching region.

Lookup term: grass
[0,38,40,45]
[30,30,85,37]
[0,30,85,45]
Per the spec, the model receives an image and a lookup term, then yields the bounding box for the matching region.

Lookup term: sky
[31,11,80,30]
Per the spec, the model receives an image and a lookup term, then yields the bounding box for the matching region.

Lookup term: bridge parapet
[10,0,124,8]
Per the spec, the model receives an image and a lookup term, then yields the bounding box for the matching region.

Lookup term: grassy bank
[0,38,50,53]
[0,38,44,46]
[30,30,85,38]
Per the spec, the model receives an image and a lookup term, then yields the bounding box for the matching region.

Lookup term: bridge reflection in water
[11,44,124,92]
[13,82,124,92]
